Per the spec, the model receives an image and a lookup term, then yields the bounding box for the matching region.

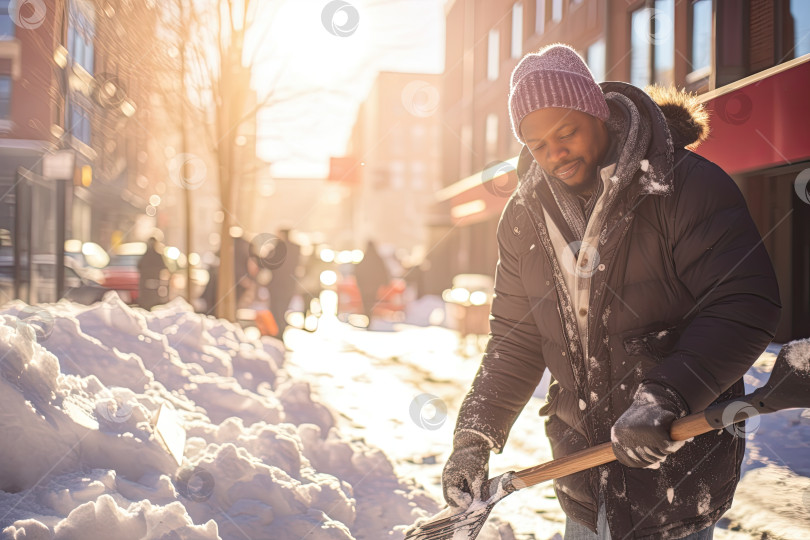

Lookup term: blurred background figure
[137,237,167,311]
[354,240,389,323]
[234,232,254,306]
[267,228,300,337]
[403,257,427,303]
[299,243,331,319]
[200,251,219,315]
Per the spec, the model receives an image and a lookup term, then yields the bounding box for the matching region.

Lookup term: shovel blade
[404,473,517,540]
[758,338,810,411]
[704,338,810,428]
[404,503,495,540]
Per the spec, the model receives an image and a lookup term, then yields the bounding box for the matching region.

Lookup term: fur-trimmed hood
[645,84,710,150]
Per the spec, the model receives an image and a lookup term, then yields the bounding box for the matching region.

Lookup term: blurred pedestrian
[403,259,426,301]
[266,228,300,337]
[200,251,219,315]
[234,233,253,307]
[355,240,389,322]
[137,237,167,311]
[299,244,330,318]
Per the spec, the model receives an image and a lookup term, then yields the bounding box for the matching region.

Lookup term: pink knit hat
[509,44,609,144]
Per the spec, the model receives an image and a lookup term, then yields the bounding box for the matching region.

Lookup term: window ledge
[69,135,97,161]
[0,39,21,79]
[685,66,711,85]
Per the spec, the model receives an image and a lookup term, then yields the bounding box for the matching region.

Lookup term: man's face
[520,108,608,194]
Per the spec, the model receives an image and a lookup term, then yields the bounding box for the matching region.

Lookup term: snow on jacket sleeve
[454,203,547,453]
[643,152,782,414]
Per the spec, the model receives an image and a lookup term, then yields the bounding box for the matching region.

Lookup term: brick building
[344,71,443,259]
[0,0,174,303]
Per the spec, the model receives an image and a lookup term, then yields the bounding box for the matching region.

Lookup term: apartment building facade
[345,71,443,260]
[0,1,185,303]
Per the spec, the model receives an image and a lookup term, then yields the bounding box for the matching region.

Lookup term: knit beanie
[509,44,609,144]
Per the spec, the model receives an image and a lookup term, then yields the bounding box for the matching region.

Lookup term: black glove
[441,430,491,508]
[611,382,689,469]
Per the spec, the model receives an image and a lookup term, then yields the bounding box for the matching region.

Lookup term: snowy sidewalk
[285,316,810,540]
[284,317,562,539]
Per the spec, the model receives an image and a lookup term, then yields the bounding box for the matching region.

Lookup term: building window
[411,161,426,190]
[0,75,10,118]
[485,114,499,162]
[460,124,473,177]
[552,0,563,23]
[630,7,651,87]
[689,0,712,73]
[68,11,95,75]
[0,0,14,38]
[630,0,674,88]
[487,29,500,81]
[390,161,405,190]
[535,0,545,34]
[654,0,674,84]
[371,168,388,190]
[410,124,426,155]
[512,3,523,59]
[70,105,91,145]
[791,0,810,58]
[587,40,606,82]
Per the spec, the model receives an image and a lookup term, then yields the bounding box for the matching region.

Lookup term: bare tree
[173,1,355,321]
[150,0,268,321]
[149,0,364,321]
[144,0,197,303]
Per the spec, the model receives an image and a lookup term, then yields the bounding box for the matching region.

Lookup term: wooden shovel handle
[512,411,714,489]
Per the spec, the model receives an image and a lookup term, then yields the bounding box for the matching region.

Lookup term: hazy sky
[250,0,446,178]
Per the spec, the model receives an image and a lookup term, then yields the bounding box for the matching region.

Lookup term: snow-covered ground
[0,295,436,539]
[1,294,809,539]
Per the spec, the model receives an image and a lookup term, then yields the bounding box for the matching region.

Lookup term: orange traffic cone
[255,309,279,337]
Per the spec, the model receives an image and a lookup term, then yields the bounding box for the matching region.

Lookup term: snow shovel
[404,338,810,540]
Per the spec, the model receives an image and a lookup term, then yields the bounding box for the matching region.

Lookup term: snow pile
[0,293,437,539]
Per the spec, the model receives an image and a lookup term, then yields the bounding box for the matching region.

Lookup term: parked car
[442,273,494,337]
[62,257,109,305]
[100,242,209,307]
[101,242,147,304]
[64,239,109,281]
[0,250,109,305]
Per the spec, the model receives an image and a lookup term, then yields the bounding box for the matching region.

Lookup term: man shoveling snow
[441,44,781,539]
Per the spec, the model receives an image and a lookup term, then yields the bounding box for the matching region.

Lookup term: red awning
[695,54,810,175]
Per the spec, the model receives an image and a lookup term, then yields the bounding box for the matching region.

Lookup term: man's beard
[555,168,596,198]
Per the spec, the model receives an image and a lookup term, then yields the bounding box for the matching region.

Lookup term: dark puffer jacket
[455,82,781,539]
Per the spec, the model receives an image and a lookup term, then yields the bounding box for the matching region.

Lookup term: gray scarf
[539,92,651,241]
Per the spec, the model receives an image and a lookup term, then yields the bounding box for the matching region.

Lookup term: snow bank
[0,293,437,539]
